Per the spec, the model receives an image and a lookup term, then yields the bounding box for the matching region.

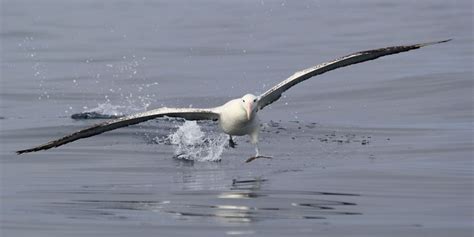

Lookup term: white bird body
[16,40,451,161]
[218,95,259,137]
[219,105,257,136]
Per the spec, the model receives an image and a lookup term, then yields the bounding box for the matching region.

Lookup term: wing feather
[258,39,451,110]
[16,107,220,154]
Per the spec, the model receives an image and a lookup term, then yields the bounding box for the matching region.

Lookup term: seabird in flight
[16,39,451,162]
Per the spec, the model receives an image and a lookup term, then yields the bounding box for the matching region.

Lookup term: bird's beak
[246,104,252,120]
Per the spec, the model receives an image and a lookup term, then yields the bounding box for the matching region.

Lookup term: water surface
[1,0,473,236]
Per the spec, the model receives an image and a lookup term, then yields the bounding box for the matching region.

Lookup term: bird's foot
[229,139,237,148]
[245,155,272,163]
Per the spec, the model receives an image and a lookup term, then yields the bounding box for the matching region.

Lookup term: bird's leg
[228,135,237,148]
[245,142,272,163]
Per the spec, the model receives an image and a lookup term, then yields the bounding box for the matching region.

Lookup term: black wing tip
[16,148,39,155]
[16,149,30,155]
[418,39,452,47]
[439,38,453,43]
[16,146,49,155]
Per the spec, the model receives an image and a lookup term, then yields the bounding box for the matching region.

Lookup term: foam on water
[168,121,227,162]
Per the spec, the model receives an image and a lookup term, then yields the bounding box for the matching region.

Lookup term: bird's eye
[242,99,245,103]
[253,99,257,102]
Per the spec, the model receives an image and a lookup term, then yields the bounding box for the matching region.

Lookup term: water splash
[69,54,156,117]
[168,121,227,162]
[20,36,51,101]
[71,101,150,119]
[88,102,143,117]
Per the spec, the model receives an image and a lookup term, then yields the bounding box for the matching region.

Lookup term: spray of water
[86,102,144,117]
[69,53,156,117]
[168,121,227,162]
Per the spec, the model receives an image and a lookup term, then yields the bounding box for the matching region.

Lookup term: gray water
[1,0,473,236]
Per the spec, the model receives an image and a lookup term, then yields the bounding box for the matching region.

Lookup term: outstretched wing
[16,107,220,154]
[258,39,451,110]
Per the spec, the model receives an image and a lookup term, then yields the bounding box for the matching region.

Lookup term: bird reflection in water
[165,178,361,224]
[55,177,361,224]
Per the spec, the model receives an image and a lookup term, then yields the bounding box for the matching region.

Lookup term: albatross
[16,40,451,162]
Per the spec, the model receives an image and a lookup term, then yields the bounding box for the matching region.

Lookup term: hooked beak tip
[246,104,252,120]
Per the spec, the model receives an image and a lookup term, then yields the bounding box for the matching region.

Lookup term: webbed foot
[229,138,237,148]
[245,155,272,163]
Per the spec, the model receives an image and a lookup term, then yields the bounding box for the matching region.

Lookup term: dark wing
[258,39,451,110]
[16,107,220,154]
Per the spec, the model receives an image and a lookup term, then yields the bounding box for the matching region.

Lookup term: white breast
[218,99,258,136]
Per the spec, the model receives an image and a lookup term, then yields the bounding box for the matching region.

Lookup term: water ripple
[48,179,361,224]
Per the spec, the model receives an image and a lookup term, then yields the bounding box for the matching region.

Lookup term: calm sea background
[1,0,473,236]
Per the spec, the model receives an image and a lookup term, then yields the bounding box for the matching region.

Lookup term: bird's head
[241,94,259,120]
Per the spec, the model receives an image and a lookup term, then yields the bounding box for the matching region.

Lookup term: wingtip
[16,150,28,155]
[434,39,453,44]
[419,39,452,47]
[16,148,35,155]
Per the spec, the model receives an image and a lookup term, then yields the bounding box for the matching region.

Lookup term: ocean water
[1,0,473,236]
